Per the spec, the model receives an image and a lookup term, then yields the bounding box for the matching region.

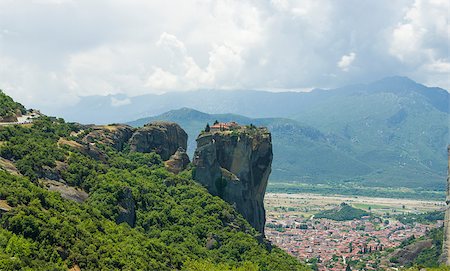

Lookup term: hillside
[0,90,26,121]
[0,93,308,270]
[314,203,369,221]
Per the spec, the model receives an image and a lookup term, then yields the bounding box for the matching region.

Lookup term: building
[210,122,239,131]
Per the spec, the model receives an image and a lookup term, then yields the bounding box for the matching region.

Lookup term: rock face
[441,146,450,265]
[165,147,190,174]
[41,179,89,203]
[116,187,136,227]
[76,122,187,162]
[193,125,272,235]
[82,125,134,151]
[129,122,188,161]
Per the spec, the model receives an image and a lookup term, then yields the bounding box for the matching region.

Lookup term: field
[267,182,446,201]
[265,193,445,218]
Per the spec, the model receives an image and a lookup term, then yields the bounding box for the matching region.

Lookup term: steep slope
[0,93,308,270]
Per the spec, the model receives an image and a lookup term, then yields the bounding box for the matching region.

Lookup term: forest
[0,114,308,270]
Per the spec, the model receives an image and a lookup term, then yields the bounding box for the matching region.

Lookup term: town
[264,193,444,270]
[266,214,442,270]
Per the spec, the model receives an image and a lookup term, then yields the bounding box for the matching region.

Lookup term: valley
[265,193,445,270]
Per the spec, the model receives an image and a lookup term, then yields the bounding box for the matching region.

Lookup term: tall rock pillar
[193,124,272,235]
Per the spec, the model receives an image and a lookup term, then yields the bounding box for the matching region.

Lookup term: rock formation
[76,121,187,162]
[441,146,450,265]
[165,147,190,174]
[193,124,272,235]
[54,122,189,228]
[116,187,136,227]
[82,124,134,151]
[129,122,188,161]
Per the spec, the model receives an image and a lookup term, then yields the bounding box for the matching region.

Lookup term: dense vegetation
[395,211,445,226]
[0,116,308,270]
[0,90,26,118]
[315,203,369,221]
[403,227,444,268]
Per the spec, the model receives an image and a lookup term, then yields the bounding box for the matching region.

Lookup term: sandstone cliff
[193,125,272,235]
[441,146,450,265]
[129,122,188,161]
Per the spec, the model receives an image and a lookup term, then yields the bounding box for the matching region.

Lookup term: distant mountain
[128,108,374,184]
[51,76,449,124]
[52,76,448,190]
[127,106,445,191]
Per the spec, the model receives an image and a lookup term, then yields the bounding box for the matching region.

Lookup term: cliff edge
[192,123,272,235]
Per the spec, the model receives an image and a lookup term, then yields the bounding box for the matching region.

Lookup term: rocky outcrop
[129,122,188,161]
[440,146,450,265]
[68,122,187,162]
[193,125,272,235]
[0,115,18,122]
[165,147,190,174]
[82,124,134,151]
[41,179,89,203]
[386,240,433,266]
[116,187,136,227]
[0,157,20,175]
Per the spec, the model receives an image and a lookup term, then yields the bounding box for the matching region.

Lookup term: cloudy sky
[0,0,448,109]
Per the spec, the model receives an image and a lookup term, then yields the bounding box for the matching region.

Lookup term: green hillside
[0,90,26,119]
[314,203,369,221]
[291,77,448,190]
[0,99,308,270]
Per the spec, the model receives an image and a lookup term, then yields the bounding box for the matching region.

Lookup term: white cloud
[0,0,448,111]
[389,0,449,65]
[145,68,178,91]
[337,52,356,72]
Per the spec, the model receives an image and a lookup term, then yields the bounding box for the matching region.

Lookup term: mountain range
[52,76,449,192]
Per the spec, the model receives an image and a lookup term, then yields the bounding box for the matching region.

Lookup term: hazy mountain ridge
[54,76,448,125]
[128,97,447,191]
[33,76,450,190]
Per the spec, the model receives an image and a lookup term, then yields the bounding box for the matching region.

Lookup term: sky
[0,0,449,110]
